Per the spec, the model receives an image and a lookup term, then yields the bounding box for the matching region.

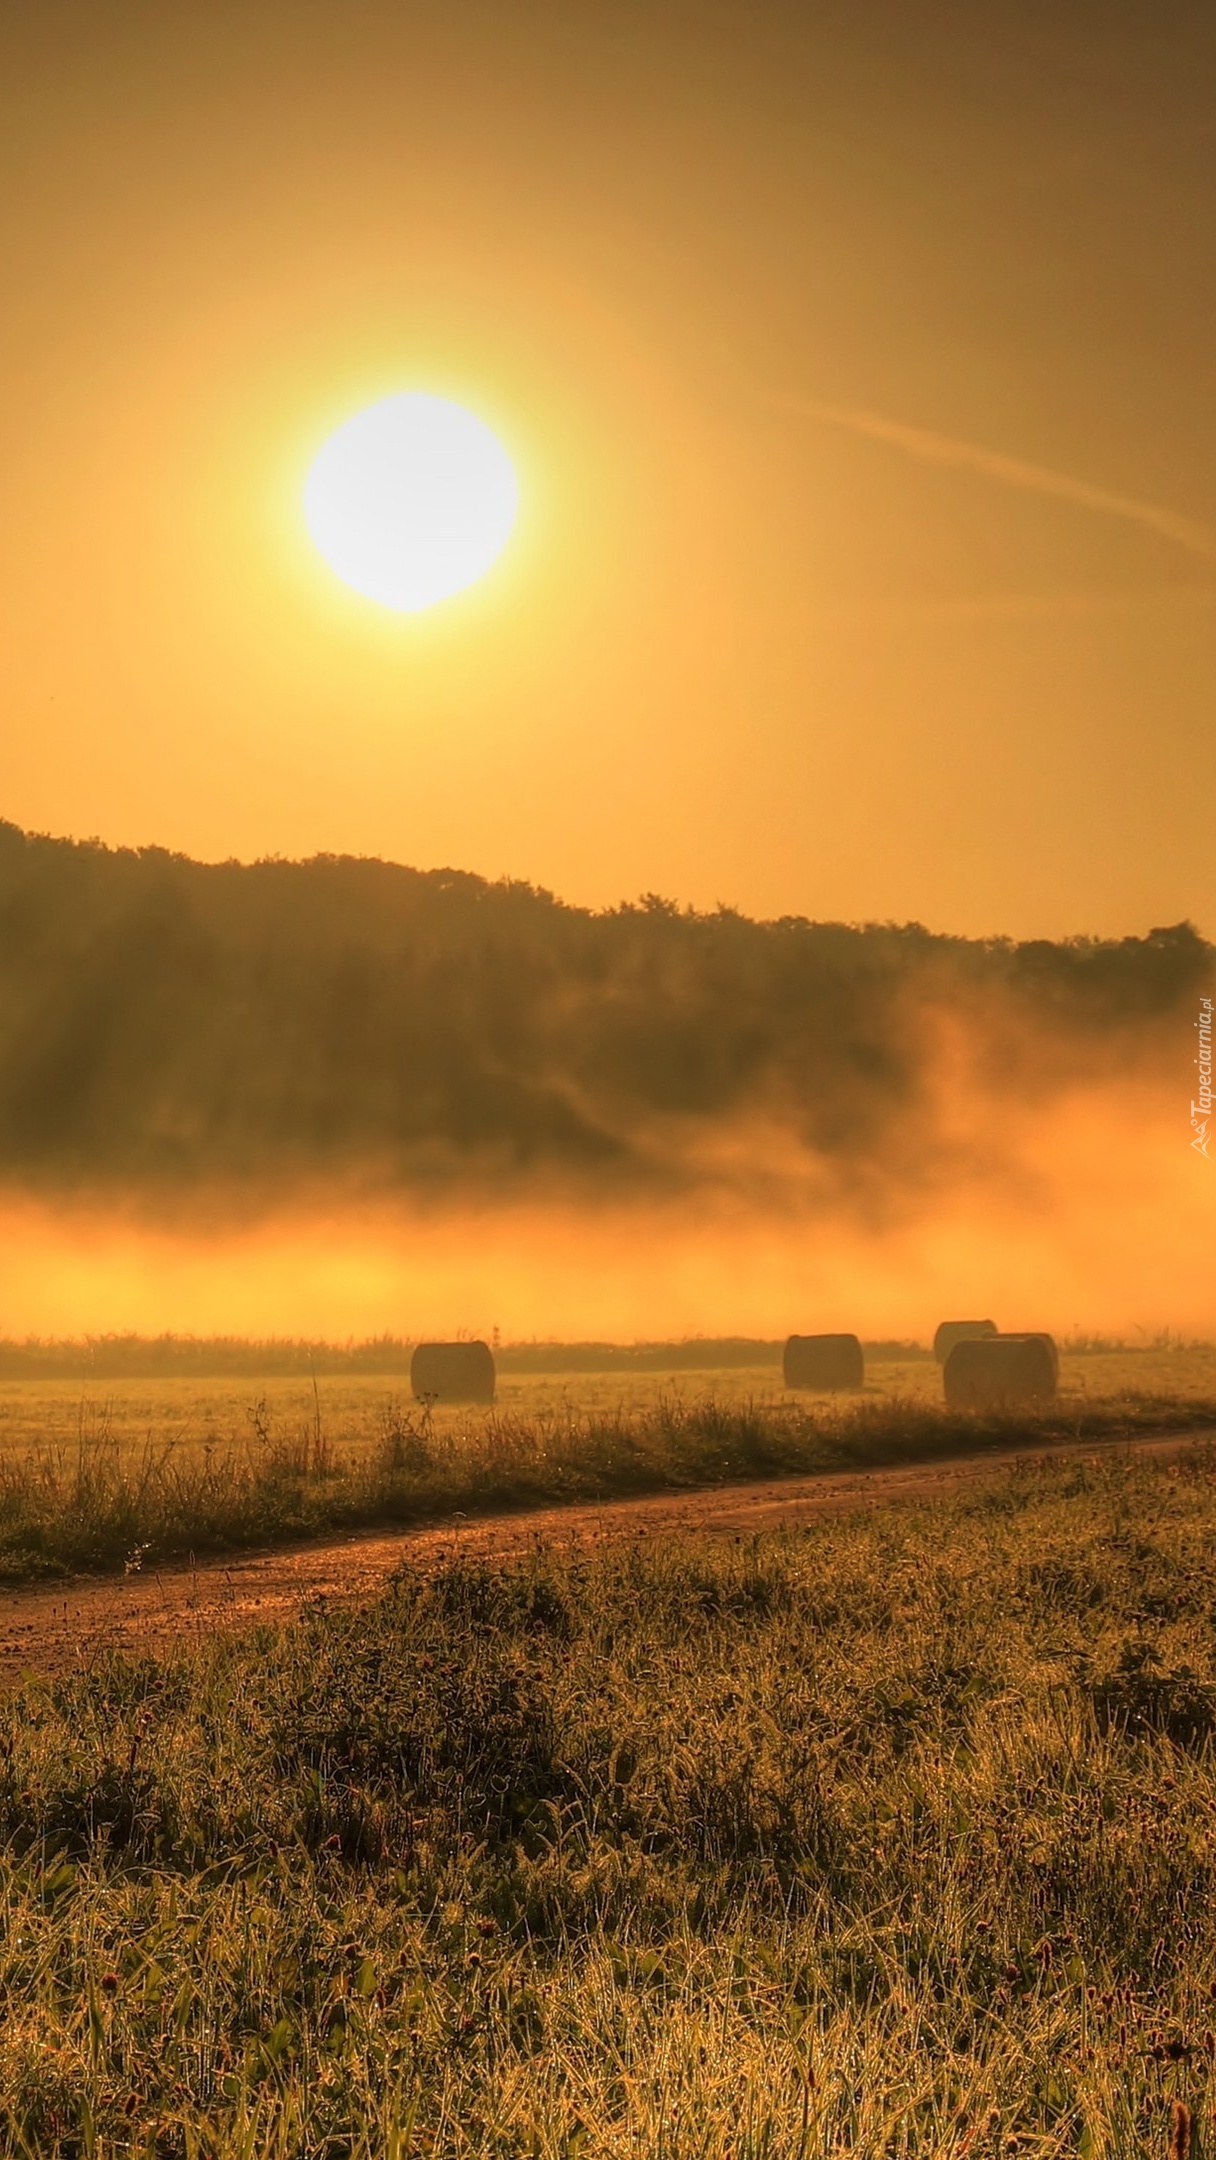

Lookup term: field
[0,1347,1211,1582]
[3,1344,1216,1452]
[0,1445,1211,2155]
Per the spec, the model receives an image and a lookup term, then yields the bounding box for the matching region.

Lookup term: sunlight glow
[303,393,518,611]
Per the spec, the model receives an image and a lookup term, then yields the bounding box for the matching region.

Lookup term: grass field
[3,1345,1215,1456]
[0,1445,1213,2154]
[0,1348,1210,1581]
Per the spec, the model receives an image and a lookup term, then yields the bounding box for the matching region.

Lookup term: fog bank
[0,824,1209,1339]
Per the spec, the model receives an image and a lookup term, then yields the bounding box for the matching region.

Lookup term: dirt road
[2,1424,1211,1681]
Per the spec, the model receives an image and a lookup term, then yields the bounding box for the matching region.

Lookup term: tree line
[0,820,1206,1197]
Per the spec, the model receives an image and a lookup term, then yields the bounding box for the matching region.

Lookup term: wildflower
[1150,2037,1193,2063]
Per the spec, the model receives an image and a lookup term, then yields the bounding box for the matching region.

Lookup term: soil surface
[2,1423,1211,1682]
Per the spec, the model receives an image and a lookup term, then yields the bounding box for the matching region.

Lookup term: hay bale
[782,1333,864,1392]
[1001,1330,1059,1380]
[933,1318,998,1364]
[410,1340,496,1405]
[943,1334,1056,1410]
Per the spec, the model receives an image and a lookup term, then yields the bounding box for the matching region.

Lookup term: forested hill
[0,820,1207,1197]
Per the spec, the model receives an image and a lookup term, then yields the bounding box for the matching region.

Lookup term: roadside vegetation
[0,1384,1212,1580]
[0,1448,1214,2153]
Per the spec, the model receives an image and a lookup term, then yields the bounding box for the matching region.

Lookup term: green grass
[1,1448,1216,2152]
[0,1380,1212,1580]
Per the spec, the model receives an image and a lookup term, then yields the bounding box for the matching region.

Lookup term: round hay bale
[943,1334,1056,1411]
[1000,1330,1059,1380]
[933,1318,998,1364]
[782,1333,864,1392]
[410,1340,496,1405]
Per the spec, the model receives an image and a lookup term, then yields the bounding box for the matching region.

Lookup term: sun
[303,393,518,612]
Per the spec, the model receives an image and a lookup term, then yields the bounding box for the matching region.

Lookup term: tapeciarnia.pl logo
[1192,996,1213,1158]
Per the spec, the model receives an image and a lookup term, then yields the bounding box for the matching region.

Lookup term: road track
[2,1423,1211,1681]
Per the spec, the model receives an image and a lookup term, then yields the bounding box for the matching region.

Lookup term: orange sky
[1,0,1214,937]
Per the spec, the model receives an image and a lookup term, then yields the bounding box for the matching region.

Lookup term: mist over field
[0,820,1209,1339]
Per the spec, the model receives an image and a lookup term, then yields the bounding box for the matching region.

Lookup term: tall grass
[0,1387,1213,1581]
[0,1449,1214,2152]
